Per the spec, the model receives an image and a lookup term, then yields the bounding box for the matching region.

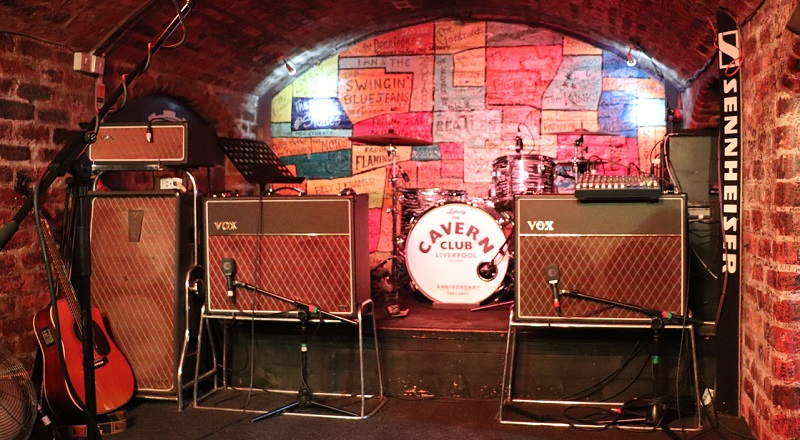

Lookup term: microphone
[145,120,154,143]
[514,136,523,153]
[544,265,561,316]
[221,257,237,301]
[477,261,498,281]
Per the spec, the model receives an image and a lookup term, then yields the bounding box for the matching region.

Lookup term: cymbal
[349,131,430,146]
[552,128,618,136]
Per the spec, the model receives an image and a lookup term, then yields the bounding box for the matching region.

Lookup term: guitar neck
[39,220,85,333]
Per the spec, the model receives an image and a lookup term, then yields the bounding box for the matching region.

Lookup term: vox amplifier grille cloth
[515,195,686,323]
[204,196,369,316]
[90,191,190,395]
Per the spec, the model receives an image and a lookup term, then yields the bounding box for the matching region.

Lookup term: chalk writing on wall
[268,19,667,264]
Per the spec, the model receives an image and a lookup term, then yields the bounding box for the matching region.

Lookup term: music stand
[216,137,305,193]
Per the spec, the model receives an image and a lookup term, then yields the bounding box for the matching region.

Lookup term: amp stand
[559,289,702,433]
[228,281,359,422]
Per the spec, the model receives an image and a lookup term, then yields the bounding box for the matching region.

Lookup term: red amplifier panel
[514,195,686,323]
[88,122,221,167]
[90,123,187,164]
[203,196,369,317]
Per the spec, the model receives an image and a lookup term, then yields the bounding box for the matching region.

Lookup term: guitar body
[33,298,135,420]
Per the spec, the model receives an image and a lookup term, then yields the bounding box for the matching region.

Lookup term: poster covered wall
[269,20,667,261]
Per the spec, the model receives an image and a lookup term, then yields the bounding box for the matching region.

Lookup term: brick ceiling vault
[0,1,764,102]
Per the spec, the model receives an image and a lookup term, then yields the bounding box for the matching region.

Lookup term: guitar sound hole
[72,322,112,356]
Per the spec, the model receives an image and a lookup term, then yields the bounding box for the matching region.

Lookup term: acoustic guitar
[32,219,135,420]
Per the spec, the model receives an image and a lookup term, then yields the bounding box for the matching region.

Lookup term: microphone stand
[0,4,197,440]
[558,289,703,431]
[229,280,360,422]
[470,232,514,312]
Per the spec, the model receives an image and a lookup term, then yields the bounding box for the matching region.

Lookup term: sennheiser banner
[716,8,742,415]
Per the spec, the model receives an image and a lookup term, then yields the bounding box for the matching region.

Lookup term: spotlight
[626,46,637,67]
[280,56,296,76]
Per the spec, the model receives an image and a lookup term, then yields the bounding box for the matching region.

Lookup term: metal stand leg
[689,326,703,430]
[498,308,516,421]
[193,306,220,407]
[250,308,358,423]
[357,299,386,418]
[498,319,704,432]
[193,300,386,420]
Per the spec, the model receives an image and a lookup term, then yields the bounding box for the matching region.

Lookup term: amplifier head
[514,195,687,324]
[89,122,221,168]
[203,195,369,317]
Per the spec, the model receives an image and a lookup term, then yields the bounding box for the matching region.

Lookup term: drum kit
[349,128,614,314]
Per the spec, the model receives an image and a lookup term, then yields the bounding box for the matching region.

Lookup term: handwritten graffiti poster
[269,19,667,262]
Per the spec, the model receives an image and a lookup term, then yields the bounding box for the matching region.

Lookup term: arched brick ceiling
[1,0,762,97]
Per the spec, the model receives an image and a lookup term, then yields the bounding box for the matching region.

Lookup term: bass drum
[404,202,510,305]
[398,188,466,238]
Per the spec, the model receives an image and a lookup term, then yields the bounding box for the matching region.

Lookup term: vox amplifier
[203,195,369,317]
[514,194,686,323]
[88,122,221,168]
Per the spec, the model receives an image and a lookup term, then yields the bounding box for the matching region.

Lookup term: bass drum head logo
[404,203,509,304]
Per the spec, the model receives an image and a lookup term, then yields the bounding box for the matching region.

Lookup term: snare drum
[404,202,510,305]
[491,154,555,209]
[398,188,466,237]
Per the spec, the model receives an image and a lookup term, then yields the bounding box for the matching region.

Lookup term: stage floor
[99,397,750,440]
[375,293,511,332]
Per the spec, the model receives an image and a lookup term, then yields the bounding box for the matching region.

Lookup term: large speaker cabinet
[203,195,370,317]
[89,191,196,397]
[514,195,686,323]
[666,132,717,207]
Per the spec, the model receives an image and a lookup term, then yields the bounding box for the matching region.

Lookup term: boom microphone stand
[225,279,359,422]
[0,3,197,440]
[557,288,703,431]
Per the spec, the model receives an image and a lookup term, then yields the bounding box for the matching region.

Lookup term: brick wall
[682,66,720,129]
[103,62,260,194]
[0,33,259,369]
[739,0,800,438]
[0,34,96,369]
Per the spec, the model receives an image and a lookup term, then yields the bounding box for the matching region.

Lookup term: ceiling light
[626,46,637,67]
[280,56,296,76]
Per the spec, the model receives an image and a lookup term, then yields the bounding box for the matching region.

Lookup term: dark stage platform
[375,295,512,332]
[98,398,749,440]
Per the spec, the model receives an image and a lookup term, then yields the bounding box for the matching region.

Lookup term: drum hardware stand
[499,289,704,433]
[570,134,590,177]
[350,130,430,317]
[385,141,410,318]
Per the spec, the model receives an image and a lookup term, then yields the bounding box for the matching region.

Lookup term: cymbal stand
[571,134,587,178]
[386,143,401,311]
